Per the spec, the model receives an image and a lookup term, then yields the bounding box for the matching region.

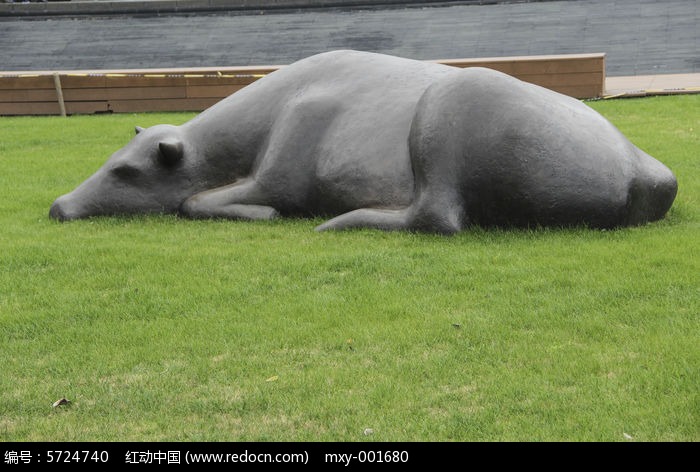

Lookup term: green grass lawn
[0,95,698,441]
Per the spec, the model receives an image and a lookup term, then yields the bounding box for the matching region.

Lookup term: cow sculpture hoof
[50,50,677,232]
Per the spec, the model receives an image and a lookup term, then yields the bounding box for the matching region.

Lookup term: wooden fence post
[53,73,67,117]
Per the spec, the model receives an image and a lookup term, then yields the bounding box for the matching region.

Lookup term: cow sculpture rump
[49,50,677,233]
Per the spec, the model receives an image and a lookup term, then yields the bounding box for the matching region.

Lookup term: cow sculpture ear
[135,126,145,135]
[158,139,184,167]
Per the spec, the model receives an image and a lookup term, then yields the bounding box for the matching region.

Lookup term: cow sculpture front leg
[179,178,280,221]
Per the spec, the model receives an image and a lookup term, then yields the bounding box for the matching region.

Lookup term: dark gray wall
[1,0,697,76]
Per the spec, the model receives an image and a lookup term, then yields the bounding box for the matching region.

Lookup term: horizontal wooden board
[186,84,247,99]
[0,75,56,90]
[438,53,605,67]
[0,73,265,91]
[0,86,190,103]
[107,98,221,113]
[0,101,110,115]
[0,88,57,103]
[0,98,220,115]
[515,72,605,88]
[74,86,188,101]
[454,59,604,76]
[437,53,606,71]
[548,84,604,99]
[65,101,111,114]
[185,75,262,87]
[2,65,281,76]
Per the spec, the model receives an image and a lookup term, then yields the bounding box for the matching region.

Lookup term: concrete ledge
[0,0,515,17]
[604,73,700,98]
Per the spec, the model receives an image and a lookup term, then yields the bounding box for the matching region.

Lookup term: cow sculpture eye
[111,164,141,180]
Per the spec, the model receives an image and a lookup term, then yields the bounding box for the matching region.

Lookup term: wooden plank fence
[0,53,606,116]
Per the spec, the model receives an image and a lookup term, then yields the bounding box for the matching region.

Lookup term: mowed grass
[0,95,698,442]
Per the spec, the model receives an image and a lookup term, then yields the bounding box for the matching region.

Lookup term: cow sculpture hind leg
[315,207,413,232]
[316,71,470,235]
[319,66,677,233]
[315,186,466,234]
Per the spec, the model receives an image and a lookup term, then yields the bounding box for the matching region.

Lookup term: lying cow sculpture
[50,50,677,233]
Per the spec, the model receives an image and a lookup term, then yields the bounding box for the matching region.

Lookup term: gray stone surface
[49,51,677,232]
[2,0,474,17]
[0,0,698,76]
